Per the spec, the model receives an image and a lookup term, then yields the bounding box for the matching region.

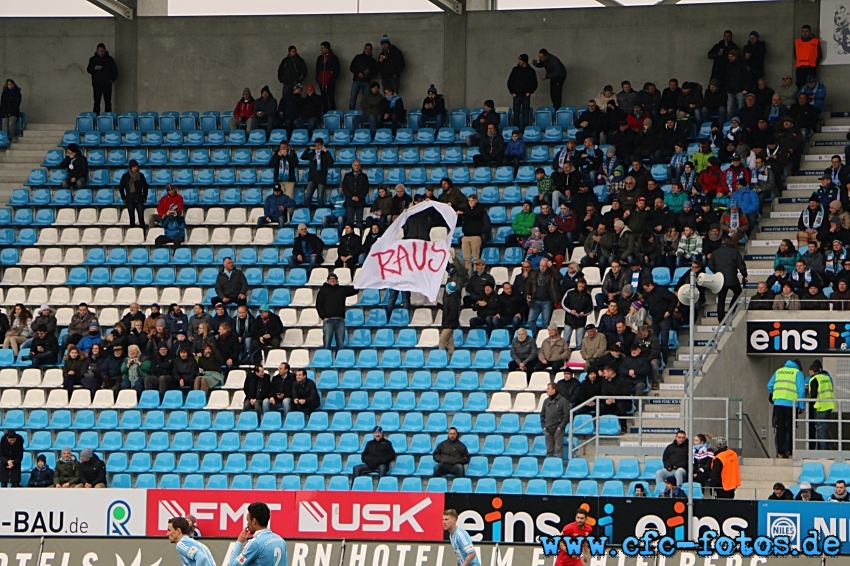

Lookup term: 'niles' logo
[750,322,819,352]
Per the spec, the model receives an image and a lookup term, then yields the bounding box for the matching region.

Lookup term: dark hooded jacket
[0,83,22,118]
[86,50,118,86]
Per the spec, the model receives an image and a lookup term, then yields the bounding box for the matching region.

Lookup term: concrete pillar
[113,0,138,112]
[465,0,494,11]
[442,11,467,110]
[137,0,168,16]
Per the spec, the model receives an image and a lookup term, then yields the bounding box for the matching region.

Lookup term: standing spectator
[0,430,24,487]
[574,101,604,144]
[504,130,526,177]
[152,183,183,226]
[743,31,767,81]
[253,86,278,137]
[316,42,340,112]
[258,183,296,229]
[342,160,369,231]
[290,368,320,416]
[335,224,362,279]
[154,204,185,248]
[228,88,256,132]
[508,54,538,131]
[53,447,81,488]
[301,138,334,208]
[1,79,21,143]
[377,35,405,93]
[211,257,248,308]
[77,448,107,488]
[709,437,740,499]
[355,83,384,137]
[86,43,117,114]
[118,159,149,232]
[767,359,805,458]
[526,258,562,335]
[795,25,822,87]
[295,84,323,134]
[707,31,738,87]
[279,84,303,136]
[562,279,592,347]
[656,430,689,487]
[495,282,524,334]
[508,328,538,380]
[268,142,299,213]
[532,49,567,108]
[617,81,639,112]
[349,43,377,110]
[29,325,59,368]
[27,454,55,487]
[460,194,487,275]
[316,273,358,349]
[231,305,254,362]
[807,360,835,450]
[420,85,446,129]
[243,364,270,415]
[433,428,470,477]
[277,46,307,97]
[353,426,396,478]
[473,124,504,166]
[439,284,461,357]
[725,50,751,118]
[264,363,294,415]
[708,236,748,321]
[641,281,676,364]
[289,224,324,274]
[59,144,88,191]
[540,382,570,458]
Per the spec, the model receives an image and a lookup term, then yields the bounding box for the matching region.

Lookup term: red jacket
[698,165,727,195]
[555,212,578,234]
[627,111,650,131]
[157,193,184,217]
[233,98,255,122]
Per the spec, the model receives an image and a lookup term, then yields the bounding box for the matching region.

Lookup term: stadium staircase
[0,108,836,498]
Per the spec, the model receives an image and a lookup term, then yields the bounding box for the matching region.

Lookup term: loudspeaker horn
[676,273,725,305]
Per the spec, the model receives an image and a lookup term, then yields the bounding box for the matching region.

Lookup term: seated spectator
[75,321,102,356]
[149,319,172,355]
[290,368,320,415]
[100,343,124,392]
[469,284,500,335]
[364,186,392,230]
[467,100,500,147]
[656,430,688,487]
[801,241,825,275]
[473,124,505,166]
[354,82,384,136]
[676,225,702,267]
[211,257,248,308]
[774,239,800,273]
[258,184,296,229]
[606,319,635,355]
[831,279,850,310]
[769,482,794,500]
[251,304,283,352]
[195,343,224,393]
[819,216,850,251]
[153,204,186,248]
[353,426,395,478]
[544,220,568,269]
[433,427,470,477]
[599,365,631,432]
[463,259,496,308]
[120,344,151,395]
[62,346,85,393]
[191,322,214,355]
[536,326,570,374]
[59,144,88,191]
[28,324,59,368]
[772,283,801,311]
[618,344,649,396]
[657,225,680,270]
[574,369,603,415]
[289,224,325,274]
[749,282,775,310]
[766,264,791,294]
[504,130,526,176]
[799,75,827,112]
[151,184,183,227]
[660,477,686,498]
[2,304,31,356]
[231,305,254,360]
[555,368,582,406]
[508,328,538,380]
[580,324,608,371]
[268,142,299,213]
[334,224,362,278]
[27,454,56,487]
[79,343,107,396]
[789,259,823,293]
[294,84,323,133]
[824,241,848,285]
[104,321,129,355]
[301,137,334,208]
[419,84,445,128]
[801,282,827,309]
[172,347,198,389]
[719,200,748,247]
[145,343,177,397]
[243,364,270,415]
[828,480,850,502]
[128,319,148,353]
[380,86,405,133]
[228,88,256,132]
[580,222,615,269]
[390,183,412,222]
[77,448,107,489]
[795,481,825,501]
[215,322,240,369]
[495,282,525,334]
[253,85,278,136]
[54,447,81,488]
[575,101,604,143]
[30,304,57,348]
[264,362,294,415]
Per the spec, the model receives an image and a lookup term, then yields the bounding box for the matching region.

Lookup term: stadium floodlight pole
[686,270,695,541]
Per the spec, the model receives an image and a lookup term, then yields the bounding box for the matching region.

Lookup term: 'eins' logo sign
[294,492,444,540]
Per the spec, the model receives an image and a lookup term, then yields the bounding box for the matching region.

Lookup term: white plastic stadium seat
[77,208,98,225]
[123,227,145,245]
[27,288,49,306]
[92,288,115,306]
[291,288,314,307]
[209,227,231,245]
[225,209,248,225]
[511,392,537,413]
[159,287,181,306]
[145,228,164,245]
[228,391,246,410]
[297,309,321,327]
[102,227,124,245]
[304,329,324,347]
[55,307,73,324]
[267,349,293,368]
[181,288,203,306]
[6,287,26,305]
[205,208,226,224]
[46,267,67,285]
[98,308,120,327]
[69,389,92,408]
[0,389,23,408]
[37,228,59,246]
[95,208,119,225]
[416,328,439,348]
[55,208,76,226]
[0,369,19,387]
[282,329,304,347]
[115,287,137,305]
[527,372,551,391]
[503,372,528,391]
[23,268,45,285]
[19,368,43,387]
[114,389,137,408]
[42,368,64,388]
[20,249,41,265]
[1,268,23,286]
[205,390,230,410]
[184,208,205,225]
[252,228,273,245]
[248,208,264,224]
[50,288,72,307]
[307,268,329,286]
[222,370,246,390]
[278,309,297,327]
[490,267,509,286]
[43,249,64,266]
[486,392,513,412]
[81,228,102,245]
[91,389,116,408]
[187,228,209,245]
[137,287,159,305]
[22,389,46,408]
[62,248,85,265]
[410,309,432,327]
[231,227,252,244]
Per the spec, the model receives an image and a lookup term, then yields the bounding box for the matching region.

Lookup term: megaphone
[677,273,725,305]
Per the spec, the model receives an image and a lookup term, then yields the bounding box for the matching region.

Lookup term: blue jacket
[76,333,103,355]
[767,360,806,408]
[160,214,186,239]
[263,192,296,220]
[505,138,526,158]
[798,82,827,112]
[28,464,55,487]
[733,185,759,215]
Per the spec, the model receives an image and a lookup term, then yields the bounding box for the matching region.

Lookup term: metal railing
[567,395,743,456]
[792,398,850,458]
[691,295,747,378]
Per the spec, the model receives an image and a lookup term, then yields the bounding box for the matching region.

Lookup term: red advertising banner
[146,490,445,541]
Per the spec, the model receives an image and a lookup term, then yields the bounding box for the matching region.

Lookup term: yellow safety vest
[810,373,836,412]
[772,367,799,403]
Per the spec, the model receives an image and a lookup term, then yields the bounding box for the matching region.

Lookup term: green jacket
[511,211,536,236]
[121,357,152,385]
[438,188,467,211]
[54,458,81,486]
[537,175,554,197]
[692,151,713,173]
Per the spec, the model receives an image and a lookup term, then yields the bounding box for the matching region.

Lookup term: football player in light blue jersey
[443,509,481,566]
[168,517,217,566]
[229,502,288,566]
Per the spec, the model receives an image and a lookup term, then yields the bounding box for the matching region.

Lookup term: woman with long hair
[2,304,31,356]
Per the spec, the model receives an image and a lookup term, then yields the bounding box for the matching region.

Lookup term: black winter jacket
[79,454,107,486]
[0,86,22,118]
[341,170,369,208]
[662,440,689,470]
[119,172,149,204]
[433,438,470,467]
[293,233,324,260]
[350,52,377,81]
[362,438,396,469]
[300,148,334,184]
[315,283,358,319]
[87,51,118,86]
[214,268,248,300]
[277,55,307,86]
[507,65,538,96]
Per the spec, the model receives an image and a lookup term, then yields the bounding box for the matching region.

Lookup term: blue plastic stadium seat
[798,462,825,484]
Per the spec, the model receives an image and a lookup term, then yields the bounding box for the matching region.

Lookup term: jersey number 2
[273,548,282,566]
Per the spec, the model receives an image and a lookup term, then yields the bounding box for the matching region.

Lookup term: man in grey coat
[541,382,570,457]
[508,328,538,380]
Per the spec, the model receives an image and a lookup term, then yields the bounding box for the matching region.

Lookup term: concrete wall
[4,1,848,125]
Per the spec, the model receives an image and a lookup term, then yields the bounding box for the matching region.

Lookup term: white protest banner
[355,200,457,302]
